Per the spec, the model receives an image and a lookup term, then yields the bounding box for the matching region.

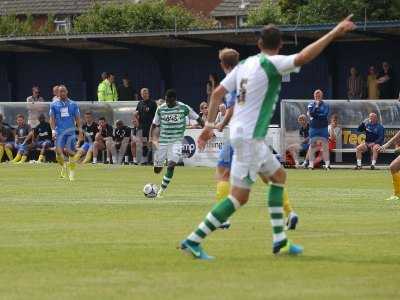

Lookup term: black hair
[259,25,282,50]
[165,89,177,99]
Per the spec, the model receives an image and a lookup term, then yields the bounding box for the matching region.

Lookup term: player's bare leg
[386,155,400,200]
[65,146,78,181]
[55,147,66,179]
[371,144,380,170]
[355,143,367,169]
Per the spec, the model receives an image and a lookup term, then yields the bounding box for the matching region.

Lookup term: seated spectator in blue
[355,112,384,170]
[0,113,15,162]
[34,114,53,163]
[74,111,98,164]
[307,89,330,169]
[6,114,33,164]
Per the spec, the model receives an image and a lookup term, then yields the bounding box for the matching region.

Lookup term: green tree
[247,0,284,26]
[0,15,34,36]
[73,0,215,33]
[278,0,307,23]
[248,0,400,26]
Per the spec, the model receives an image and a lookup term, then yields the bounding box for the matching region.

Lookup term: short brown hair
[16,114,24,120]
[259,25,282,50]
[219,48,240,69]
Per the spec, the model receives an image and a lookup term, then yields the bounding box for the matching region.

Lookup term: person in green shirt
[98,73,118,102]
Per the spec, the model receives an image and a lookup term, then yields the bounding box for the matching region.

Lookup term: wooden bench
[331,148,396,154]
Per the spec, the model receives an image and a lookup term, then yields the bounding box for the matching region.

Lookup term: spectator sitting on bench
[355,112,384,170]
[74,111,98,164]
[92,117,113,164]
[328,114,342,152]
[0,113,15,162]
[34,114,53,163]
[130,115,143,165]
[7,114,33,164]
[111,120,131,165]
[286,114,310,168]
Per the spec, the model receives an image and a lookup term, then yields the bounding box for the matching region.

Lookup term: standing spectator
[307,89,330,169]
[7,114,33,164]
[111,120,131,164]
[52,85,60,102]
[101,72,107,82]
[130,115,143,165]
[215,103,227,126]
[0,113,14,162]
[347,67,365,99]
[136,88,157,164]
[26,86,44,103]
[156,98,165,107]
[118,75,138,101]
[96,72,107,101]
[93,117,113,164]
[355,113,384,170]
[367,66,379,100]
[199,101,208,125]
[206,73,219,102]
[34,114,53,163]
[378,62,396,99]
[98,73,118,102]
[328,114,341,151]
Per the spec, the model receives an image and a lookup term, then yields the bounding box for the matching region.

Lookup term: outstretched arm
[380,130,399,151]
[294,15,356,67]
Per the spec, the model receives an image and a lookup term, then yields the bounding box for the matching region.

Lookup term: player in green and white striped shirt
[149,89,204,197]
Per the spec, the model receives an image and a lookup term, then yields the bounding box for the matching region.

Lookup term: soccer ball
[143,183,159,198]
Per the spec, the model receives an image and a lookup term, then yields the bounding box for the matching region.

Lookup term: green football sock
[268,184,287,245]
[161,167,174,190]
[187,196,241,245]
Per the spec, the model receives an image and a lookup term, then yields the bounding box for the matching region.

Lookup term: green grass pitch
[0,164,399,300]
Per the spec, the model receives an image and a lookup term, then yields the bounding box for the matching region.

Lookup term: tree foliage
[247,0,400,26]
[247,0,284,25]
[0,14,55,36]
[73,0,215,33]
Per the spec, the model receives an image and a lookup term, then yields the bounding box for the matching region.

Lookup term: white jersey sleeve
[268,54,300,75]
[152,109,160,126]
[187,105,199,121]
[220,66,238,93]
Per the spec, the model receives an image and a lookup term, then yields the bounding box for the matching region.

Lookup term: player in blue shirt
[355,112,384,170]
[49,85,82,181]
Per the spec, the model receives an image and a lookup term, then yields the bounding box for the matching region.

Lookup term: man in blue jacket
[307,89,330,169]
[355,112,384,170]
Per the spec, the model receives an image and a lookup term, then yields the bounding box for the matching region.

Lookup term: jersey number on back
[238,79,248,105]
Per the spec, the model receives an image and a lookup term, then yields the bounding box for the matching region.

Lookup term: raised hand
[197,127,214,151]
[333,14,357,38]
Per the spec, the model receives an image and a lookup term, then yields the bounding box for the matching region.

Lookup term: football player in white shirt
[180,16,356,259]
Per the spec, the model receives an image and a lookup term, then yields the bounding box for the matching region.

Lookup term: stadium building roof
[0,0,137,15]
[0,20,399,53]
[211,0,262,17]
